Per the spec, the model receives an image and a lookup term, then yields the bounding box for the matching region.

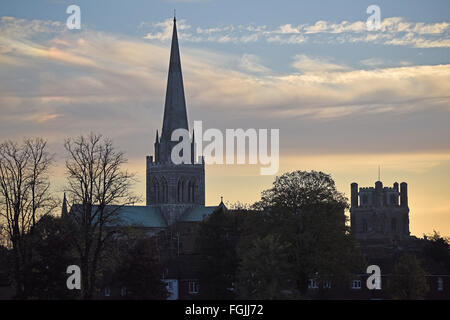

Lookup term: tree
[198,208,240,299]
[238,234,291,299]
[387,254,429,300]
[422,231,450,273]
[64,133,138,299]
[26,215,77,299]
[115,237,168,299]
[0,138,55,298]
[251,170,362,296]
[253,170,347,214]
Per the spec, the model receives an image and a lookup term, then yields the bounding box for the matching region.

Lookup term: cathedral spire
[161,15,188,144]
[61,193,68,217]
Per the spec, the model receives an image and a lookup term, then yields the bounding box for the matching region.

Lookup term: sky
[0,0,449,237]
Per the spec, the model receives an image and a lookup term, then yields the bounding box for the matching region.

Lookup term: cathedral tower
[146,16,205,225]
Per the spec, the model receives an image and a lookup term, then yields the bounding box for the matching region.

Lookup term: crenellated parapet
[350,180,410,242]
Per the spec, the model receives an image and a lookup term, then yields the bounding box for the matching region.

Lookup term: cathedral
[63,16,223,300]
[146,14,207,226]
[102,16,219,233]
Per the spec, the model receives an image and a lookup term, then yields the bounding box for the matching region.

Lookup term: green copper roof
[180,206,218,222]
[70,204,223,227]
[115,206,167,228]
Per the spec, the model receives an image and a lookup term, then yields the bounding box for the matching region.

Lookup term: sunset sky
[0,0,449,237]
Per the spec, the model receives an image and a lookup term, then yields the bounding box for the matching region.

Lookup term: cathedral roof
[180,206,218,222]
[69,204,221,227]
[69,204,168,228]
[114,205,167,228]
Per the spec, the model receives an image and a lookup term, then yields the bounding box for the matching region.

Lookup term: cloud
[139,16,450,48]
[1,16,450,159]
[239,54,271,74]
[292,55,350,73]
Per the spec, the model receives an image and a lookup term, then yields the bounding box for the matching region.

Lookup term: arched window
[153,180,159,203]
[186,180,196,203]
[181,180,185,202]
[161,177,168,203]
[191,180,195,203]
[187,181,192,202]
[178,178,185,203]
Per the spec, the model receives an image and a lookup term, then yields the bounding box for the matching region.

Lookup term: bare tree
[64,133,138,299]
[0,138,55,298]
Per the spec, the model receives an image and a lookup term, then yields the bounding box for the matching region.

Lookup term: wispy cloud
[141,16,450,48]
[0,16,449,155]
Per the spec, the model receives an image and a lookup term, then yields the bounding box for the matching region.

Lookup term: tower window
[188,180,196,202]
[160,178,168,203]
[362,194,368,206]
[153,180,160,203]
[178,179,185,202]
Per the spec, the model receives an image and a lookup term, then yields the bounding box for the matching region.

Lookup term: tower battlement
[350,181,410,242]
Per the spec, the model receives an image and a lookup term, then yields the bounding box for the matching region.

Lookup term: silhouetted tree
[422,231,450,273]
[387,254,429,300]
[0,138,55,298]
[238,234,291,299]
[249,170,363,296]
[64,133,138,299]
[115,237,168,299]
[26,215,77,299]
[253,170,347,214]
[198,208,240,299]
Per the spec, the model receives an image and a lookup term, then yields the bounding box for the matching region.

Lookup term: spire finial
[174,9,176,21]
[378,165,381,181]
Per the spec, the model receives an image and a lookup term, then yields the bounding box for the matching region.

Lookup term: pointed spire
[155,130,159,143]
[160,15,188,145]
[61,193,68,217]
[191,129,196,164]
